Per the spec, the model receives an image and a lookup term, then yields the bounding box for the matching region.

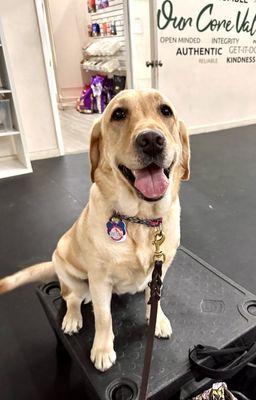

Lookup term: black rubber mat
[1,124,256,399]
[37,247,256,400]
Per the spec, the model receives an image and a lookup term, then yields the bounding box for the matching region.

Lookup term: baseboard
[59,95,78,101]
[28,119,256,160]
[30,148,60,161]
[189,118,256,135]
[58,101,76,110]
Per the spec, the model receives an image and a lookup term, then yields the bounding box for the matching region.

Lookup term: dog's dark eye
[111,107,127,121]
[160,104,173,117]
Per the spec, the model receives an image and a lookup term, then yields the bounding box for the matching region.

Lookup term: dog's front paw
[90,345,116,372]
[154,314,172,339]
[62,310,83,335]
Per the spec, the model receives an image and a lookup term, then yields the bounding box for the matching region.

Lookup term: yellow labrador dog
[0,89,190,372]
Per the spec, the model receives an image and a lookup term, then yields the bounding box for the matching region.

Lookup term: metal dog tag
[106,217,126,242]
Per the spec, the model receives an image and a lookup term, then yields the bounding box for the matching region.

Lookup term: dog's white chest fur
[112,268,152,295]
[104,223,155,295]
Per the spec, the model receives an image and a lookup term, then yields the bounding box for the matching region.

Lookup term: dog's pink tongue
[133,165,169,199]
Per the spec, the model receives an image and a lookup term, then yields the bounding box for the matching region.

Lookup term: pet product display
[87,24,93,37]
[87,20,119,39]
[90,75,106,114]
[88,0,96,13]
[84,38,122,57]
[0,99,13,131]
[100,22,108,36]
[92,23,100,37]
[76,84,94,114]
[110,20,117,35]
[103,77,114,104]
[82,57,120,73]
[96,0,109,9]
[113,75,126,95]
[102,59,120,73]
[76,75,114,114]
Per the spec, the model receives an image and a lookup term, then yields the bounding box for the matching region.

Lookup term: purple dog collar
[111,211,162,228]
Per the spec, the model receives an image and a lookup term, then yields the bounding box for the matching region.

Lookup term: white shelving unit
[0,21,32,179]
[82,1,127,77]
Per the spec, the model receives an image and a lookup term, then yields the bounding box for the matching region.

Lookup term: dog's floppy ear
[179,121,190,181]
[90,117,102,182]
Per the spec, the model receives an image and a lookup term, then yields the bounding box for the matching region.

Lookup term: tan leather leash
[139,228,166,400]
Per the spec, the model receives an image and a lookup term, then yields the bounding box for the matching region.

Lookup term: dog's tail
[0,262,55,294]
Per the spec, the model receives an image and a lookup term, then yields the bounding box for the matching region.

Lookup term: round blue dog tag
[106,218,126,242]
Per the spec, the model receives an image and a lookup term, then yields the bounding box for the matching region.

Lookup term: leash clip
[152,228,166,263]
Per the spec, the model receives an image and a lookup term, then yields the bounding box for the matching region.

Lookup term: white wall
[157,0,256,133]
[129,0,152,89]
[0,0,58,159]
[0,137,14,157]
[47,0,90,100]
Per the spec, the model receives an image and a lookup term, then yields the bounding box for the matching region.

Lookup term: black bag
[189,342,256,380]
[113,75,126,95]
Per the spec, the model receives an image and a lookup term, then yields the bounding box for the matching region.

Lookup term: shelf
[81,65,125,73]
[0,21,32,179]
[0,129,20,138]
[0,88,11,93]
[0,156,32,179]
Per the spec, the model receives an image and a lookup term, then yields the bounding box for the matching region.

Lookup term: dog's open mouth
[118,162,174,202]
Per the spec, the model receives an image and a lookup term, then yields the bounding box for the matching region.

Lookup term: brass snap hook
[153,232,165,253]
[152,230,166,262]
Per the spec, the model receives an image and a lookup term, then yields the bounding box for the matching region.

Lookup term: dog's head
[89,89,190,204]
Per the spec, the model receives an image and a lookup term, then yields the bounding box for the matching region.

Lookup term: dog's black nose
[136,131,165,156]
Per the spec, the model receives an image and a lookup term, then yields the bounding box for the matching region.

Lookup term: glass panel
[156,0,256,130]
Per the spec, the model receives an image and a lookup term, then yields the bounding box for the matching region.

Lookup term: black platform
[37,247,256,400]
